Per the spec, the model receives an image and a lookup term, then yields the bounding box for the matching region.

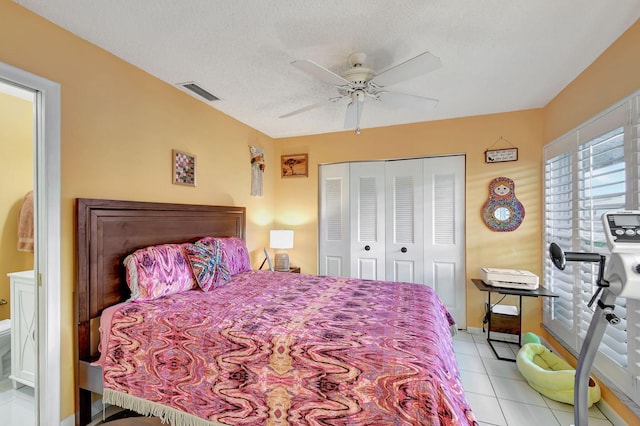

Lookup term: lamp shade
[270,230,294,249]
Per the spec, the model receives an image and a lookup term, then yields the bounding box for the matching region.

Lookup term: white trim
[0,62,61,425]
[0,80,33,101]
[597,398,629,426]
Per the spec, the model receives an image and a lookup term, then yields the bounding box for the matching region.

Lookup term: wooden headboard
[76,198,246,361]
[75,198,246,424]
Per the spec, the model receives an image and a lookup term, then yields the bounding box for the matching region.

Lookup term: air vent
[177,82,220,101]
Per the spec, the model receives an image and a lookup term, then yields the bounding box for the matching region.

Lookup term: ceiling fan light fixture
[343,66,374,85]
[280,50,441,133]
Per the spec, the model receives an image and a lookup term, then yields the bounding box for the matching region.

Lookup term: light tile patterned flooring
[453,331,614,426]
[0,377,35,425]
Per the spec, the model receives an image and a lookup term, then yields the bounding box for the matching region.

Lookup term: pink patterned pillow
[185,240,231,291]
[124,243,196,301]
[198,236,251,275]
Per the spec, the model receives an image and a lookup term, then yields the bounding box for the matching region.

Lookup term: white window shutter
[543,91,640,406]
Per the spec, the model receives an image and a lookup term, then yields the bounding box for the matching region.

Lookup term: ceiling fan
[279,51,442,134]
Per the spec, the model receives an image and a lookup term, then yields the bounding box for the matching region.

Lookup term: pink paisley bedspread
[98,271,477,425]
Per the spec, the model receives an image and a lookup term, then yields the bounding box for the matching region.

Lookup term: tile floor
[0,377,35,425]
[454,330,614,426]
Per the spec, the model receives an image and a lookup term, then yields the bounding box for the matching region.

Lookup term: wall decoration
[172,149,196,186]
[485,147,518,163]
[484,136,518,163]
[482,176,525,232]
[249,146,265,197]
[281,153,308,178]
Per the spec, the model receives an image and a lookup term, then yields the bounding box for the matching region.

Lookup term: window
[543,91,640,406]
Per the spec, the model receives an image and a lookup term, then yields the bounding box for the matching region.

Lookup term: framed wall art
[281,153,308,178]
[172,149,197,186]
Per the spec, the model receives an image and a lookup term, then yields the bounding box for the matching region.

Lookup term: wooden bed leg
[78,388,92,426]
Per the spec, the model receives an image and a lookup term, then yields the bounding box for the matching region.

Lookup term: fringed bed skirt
[103,389,225,426]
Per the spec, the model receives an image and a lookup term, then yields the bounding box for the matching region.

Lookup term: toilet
[0,319,11,379]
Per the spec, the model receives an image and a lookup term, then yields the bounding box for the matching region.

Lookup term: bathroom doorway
[0,79,35,424]
[0,62,61,425]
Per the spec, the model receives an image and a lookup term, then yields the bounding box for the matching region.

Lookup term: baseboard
[596,398,627,426]
[60,414,75,426]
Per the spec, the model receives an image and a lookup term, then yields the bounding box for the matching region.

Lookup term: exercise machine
[549,210,640,425]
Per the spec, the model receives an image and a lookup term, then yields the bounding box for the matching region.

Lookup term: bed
[76,198,477,426]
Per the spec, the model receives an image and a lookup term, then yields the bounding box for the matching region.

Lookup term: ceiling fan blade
[344,92,365,131]
[279,97,343,119]
[377,91,439,109]
[291,59,350,86]
[372,51,442,87]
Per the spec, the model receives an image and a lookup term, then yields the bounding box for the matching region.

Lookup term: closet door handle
[401,247,407,253]
[364,245,371,251]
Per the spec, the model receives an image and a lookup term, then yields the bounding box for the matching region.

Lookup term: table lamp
[270,230,294,272]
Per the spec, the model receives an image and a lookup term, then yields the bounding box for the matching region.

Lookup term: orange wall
[0,92,34,320]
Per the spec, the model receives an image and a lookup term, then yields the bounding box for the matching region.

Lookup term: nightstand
[288,266,301,273]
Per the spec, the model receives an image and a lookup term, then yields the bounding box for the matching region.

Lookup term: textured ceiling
[13,1,640,138]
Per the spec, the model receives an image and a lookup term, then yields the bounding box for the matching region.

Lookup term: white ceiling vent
[177,82,220,102]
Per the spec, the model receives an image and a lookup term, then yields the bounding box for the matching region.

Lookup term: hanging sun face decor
[482,177,525,232]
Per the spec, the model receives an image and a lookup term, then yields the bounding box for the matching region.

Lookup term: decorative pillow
[199,236,252,275]
[124,243,196,301]
[185,239,231,291]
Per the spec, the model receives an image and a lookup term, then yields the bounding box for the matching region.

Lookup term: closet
[318,155,466,326]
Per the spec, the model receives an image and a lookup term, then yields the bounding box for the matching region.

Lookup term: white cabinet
[7,270,35,388]
[319,156,467,327]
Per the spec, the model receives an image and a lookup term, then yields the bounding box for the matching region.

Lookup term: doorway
[0,62,61,425]
[0,79,35,423]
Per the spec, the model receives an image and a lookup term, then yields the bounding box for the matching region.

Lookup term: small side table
[472,278,557,361]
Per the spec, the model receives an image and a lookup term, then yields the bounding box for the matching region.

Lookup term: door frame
[0,61,61,424]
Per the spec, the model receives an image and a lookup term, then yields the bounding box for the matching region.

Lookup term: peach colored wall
[274,110,545,334]
[0,1,277,420]
[0,92,34,320]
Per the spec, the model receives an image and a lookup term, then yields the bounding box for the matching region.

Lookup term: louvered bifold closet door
[423,155,466,327]
[318,163,350,277]
[385,158,424,283]
[350,162,386,280]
